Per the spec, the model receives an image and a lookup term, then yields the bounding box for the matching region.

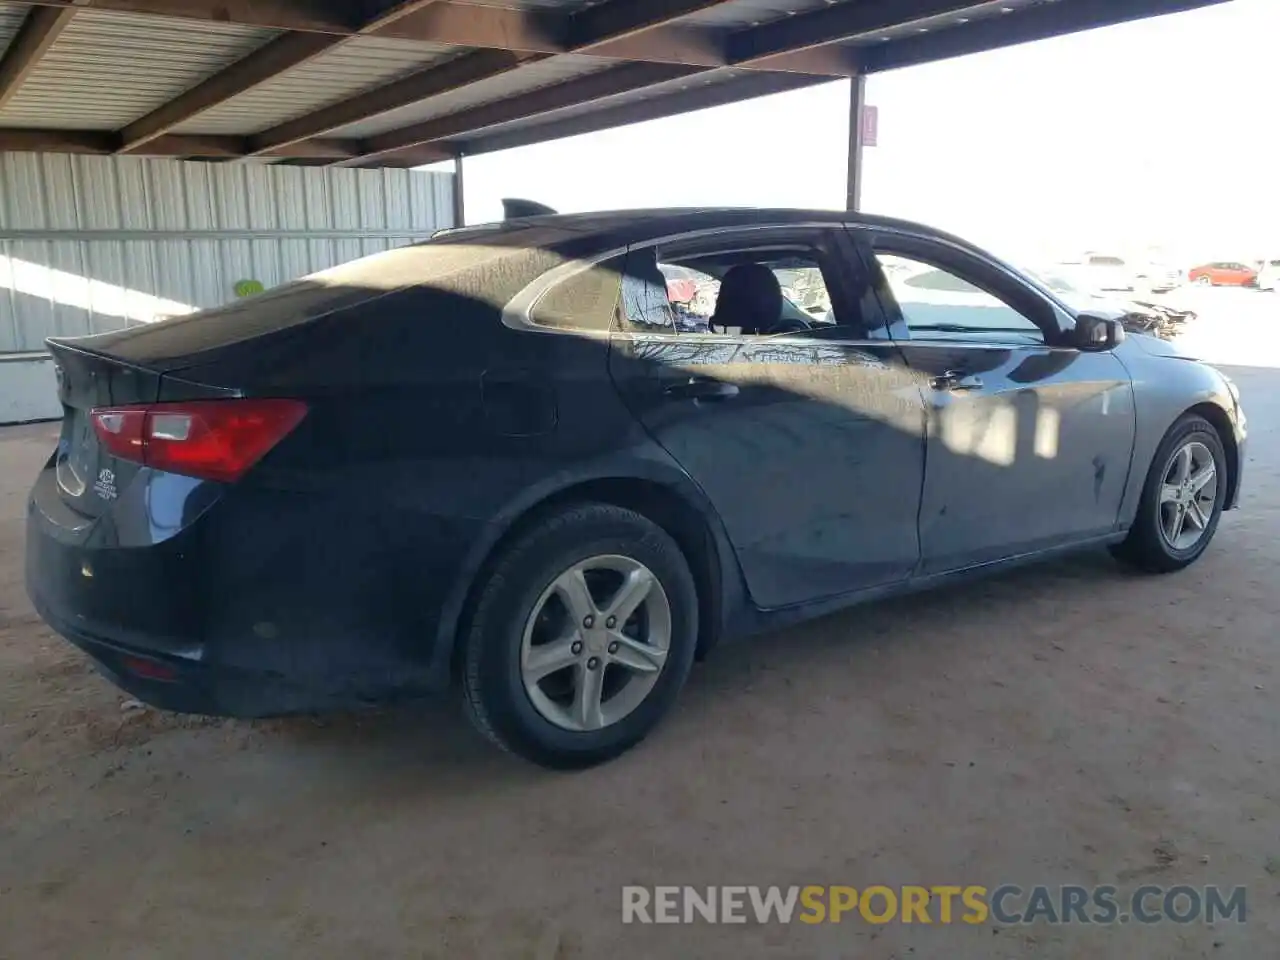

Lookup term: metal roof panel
[174,37,462,135]
[0,8,277,130]
[0,2,30,58]
[327,54,616,139]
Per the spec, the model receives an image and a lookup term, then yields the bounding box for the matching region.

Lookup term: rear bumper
[25,466,480,717]
[29,591,350,717]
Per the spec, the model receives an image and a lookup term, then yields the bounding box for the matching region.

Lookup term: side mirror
[1074,312,1126,351]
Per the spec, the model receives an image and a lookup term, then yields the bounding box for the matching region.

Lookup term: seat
[622,250,676,332]
[710,263,784,335]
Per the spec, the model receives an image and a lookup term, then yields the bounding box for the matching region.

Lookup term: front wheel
[1195,275,1214,287]
[1111,415,1227,573]
[461,503,699,769]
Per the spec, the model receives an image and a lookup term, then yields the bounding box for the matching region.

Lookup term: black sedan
[26,209,1246,768]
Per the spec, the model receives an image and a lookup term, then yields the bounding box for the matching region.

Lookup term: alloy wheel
[1158,440,1218,551]
[519,555,672,732]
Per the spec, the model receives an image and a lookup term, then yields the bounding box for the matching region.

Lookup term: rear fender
[426,445,746,685]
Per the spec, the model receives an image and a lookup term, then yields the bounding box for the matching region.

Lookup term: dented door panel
[896,342,1135,574]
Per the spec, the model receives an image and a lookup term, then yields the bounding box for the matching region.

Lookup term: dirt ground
[2,302,1278,958]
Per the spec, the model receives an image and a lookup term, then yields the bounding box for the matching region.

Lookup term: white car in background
[882,259,1047,342]
[1057,254,1181,294]
[883,261,1190,341]
[1026,268,1194,339]
[1256,259,1280,292]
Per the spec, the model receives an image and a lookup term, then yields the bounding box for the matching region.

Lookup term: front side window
[876,253,1044,345]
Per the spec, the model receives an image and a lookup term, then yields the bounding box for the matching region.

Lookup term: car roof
[434,207,978,253]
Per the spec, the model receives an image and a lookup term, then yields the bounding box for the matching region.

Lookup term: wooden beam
[580,25,727,68]
[366,0,738,67]
[0,127,115,154]
[364,0,739,55]
[748,46,860,76]
[369,1,833,72]
[567,0,735,50]
[140,134,370,159]
[0,6,78,110]
[371,2,562,51]
[353,62,703,163]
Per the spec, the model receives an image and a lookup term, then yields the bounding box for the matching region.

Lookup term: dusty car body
[27,208,1246,767]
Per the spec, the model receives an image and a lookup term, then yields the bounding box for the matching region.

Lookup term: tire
[461,502,698,769]
[1110,415,1228,574]
[1195,275,1214,287]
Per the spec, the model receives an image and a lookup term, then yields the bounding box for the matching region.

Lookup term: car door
[607,224,926,609]
[853,227,1137,575]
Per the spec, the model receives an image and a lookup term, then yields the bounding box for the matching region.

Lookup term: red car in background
[1188,261,1258,287]
[659,264,701,304]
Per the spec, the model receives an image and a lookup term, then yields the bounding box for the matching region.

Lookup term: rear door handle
[931,371,983,392]
[664,378,740,401]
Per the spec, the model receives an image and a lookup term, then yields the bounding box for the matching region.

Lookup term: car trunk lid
[48,339,164,521]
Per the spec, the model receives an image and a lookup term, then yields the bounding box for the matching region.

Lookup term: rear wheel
[1111,415,1227,573]
[462,503,698,769]
[1196,275,1214,286]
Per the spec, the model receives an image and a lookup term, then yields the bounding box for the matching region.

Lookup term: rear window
[1088,256,1126,267]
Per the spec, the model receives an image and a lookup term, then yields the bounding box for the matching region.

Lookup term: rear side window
[1088,256,1125,267]
[528,256,625,332]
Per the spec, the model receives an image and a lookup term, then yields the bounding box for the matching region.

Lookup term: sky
[457,0,1277,268]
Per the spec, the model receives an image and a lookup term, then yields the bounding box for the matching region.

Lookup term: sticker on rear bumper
[93,468,118,501]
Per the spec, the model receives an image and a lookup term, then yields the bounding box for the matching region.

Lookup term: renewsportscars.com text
[622,885,1247,925]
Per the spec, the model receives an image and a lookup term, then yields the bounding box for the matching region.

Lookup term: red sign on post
[862,104,879,147]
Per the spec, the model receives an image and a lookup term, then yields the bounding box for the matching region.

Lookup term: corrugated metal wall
[0,153,455,355]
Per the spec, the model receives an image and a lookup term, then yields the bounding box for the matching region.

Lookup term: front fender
[1114,339,1243,526]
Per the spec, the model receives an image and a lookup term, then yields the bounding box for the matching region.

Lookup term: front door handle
[931,371,983,392]
[664,378,740,401]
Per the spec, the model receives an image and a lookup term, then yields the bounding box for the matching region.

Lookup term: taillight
[90,399,307,483]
